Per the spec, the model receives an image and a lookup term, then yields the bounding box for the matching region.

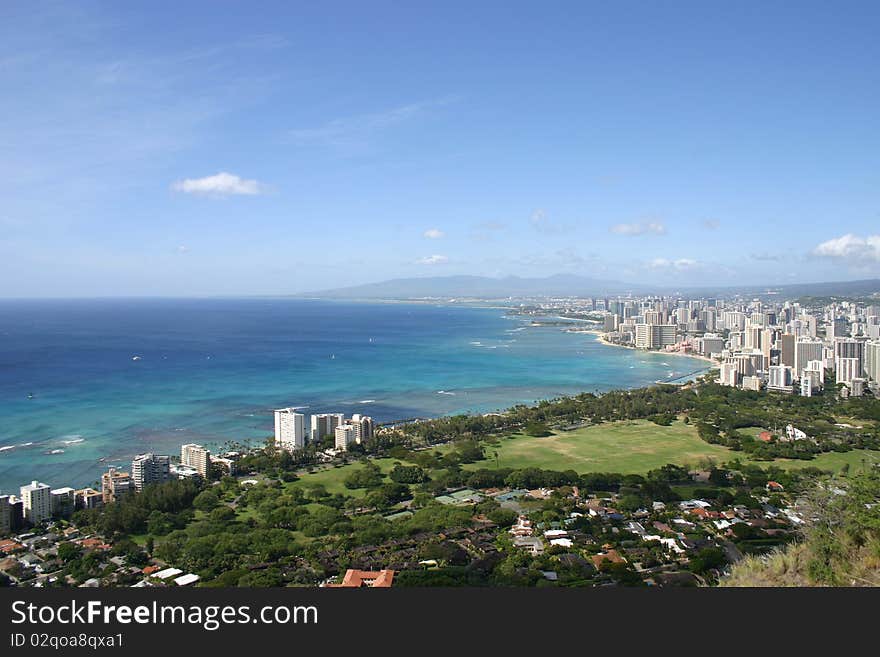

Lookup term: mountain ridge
[297,274,644,299]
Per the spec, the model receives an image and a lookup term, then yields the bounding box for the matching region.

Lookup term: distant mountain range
[673,278,880,299]
[299,274,645,299]
[299,274,880,301]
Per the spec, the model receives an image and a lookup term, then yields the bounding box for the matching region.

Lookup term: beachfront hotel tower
[20,480,51,525]
[310,413,345,442]
[275,408,306,451]
[131,453,171,491]
[181,443,211,479]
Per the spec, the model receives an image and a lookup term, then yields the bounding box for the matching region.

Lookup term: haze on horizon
[2,1,880,298]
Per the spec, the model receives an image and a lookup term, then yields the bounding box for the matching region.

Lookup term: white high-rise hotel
[20,480,51,525]
[274,408,306,450]
[131,453,171,491]
[181,443,211,478]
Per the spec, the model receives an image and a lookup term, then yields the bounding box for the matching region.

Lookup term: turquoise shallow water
[0,298,707,491]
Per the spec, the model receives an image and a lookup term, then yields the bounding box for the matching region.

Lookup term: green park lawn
[769,449,880,473]
[285,457,401,497]
[243,420,880,498]
[462,419,880,475]
[467,420,734,474]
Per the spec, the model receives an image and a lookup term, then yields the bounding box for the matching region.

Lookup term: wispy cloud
[611,221,666,236]
[813,234,880,262]
[471,221,507,242]
[171,172,266,197]
[701,219,720,230]
[750,252,784,262]
[423,228,445,239]
[415,254,449,265]
[287,96,458,151]
[529,209,572,234]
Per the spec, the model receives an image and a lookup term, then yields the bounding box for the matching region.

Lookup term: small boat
[27,392,34,399]
[132,355,142,361]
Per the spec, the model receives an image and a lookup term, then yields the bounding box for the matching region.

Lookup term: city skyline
[2,1,880,298]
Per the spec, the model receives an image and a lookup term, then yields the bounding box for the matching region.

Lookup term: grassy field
[768,449,880,473]
[467,420,735,474]
[462,419,880,475]
[285,457,402,497]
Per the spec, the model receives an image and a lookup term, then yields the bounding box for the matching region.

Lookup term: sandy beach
[569,327,719,367]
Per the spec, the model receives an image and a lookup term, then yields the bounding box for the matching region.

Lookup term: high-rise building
[696,334,725,357]
[181,443,211,479]
[50,487,75,519]
[0,495,12,535]
[836,357,862,385]
[634,324,676,350]
[777,333,795,368]
[834,337,865,360]
[310,413,345,442]
[797,314,818,337]
[795,338,824,378]
[75,488,104,510]
[350,414,375,443]
[101,468,132,503]
[334,424,356,450]
[131,453,171,491]
[719,362,741,387]
[850,378,867,397]
[603,314,619,332]
[274,408,306,450]
[834,338,865,383]
[768,365,793,393]
[744,325,764,351]
[865,341,880,383]
[643,310,662,325]
[701,310,717,331]
[801,368,823,396]
[20,480,51,525]
[741,375,762,391]
[828,317,849,339]
[721,311,746,332]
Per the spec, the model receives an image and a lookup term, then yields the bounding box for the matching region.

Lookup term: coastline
[0,300,717,491]
[573,328,719,367]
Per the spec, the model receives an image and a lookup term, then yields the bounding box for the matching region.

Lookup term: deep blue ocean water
[0,299,707,491]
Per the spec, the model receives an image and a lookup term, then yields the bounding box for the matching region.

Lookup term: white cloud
[813,234,880,262]
[171,172,265,196]
[415,254,449,265]
[424,228,445,239]
[176,245,189,253]
[649,257,699,270]
[610,221,666,236]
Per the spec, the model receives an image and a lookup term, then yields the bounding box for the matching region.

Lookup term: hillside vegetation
[721,470,880,587]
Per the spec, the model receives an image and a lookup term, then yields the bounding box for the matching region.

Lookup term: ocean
[0,298,708,491]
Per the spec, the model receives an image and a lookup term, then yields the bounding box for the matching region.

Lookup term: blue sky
[2,1,880,296]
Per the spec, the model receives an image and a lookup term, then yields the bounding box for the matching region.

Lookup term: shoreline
[0,304,716,490]
[575,328,718,367]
